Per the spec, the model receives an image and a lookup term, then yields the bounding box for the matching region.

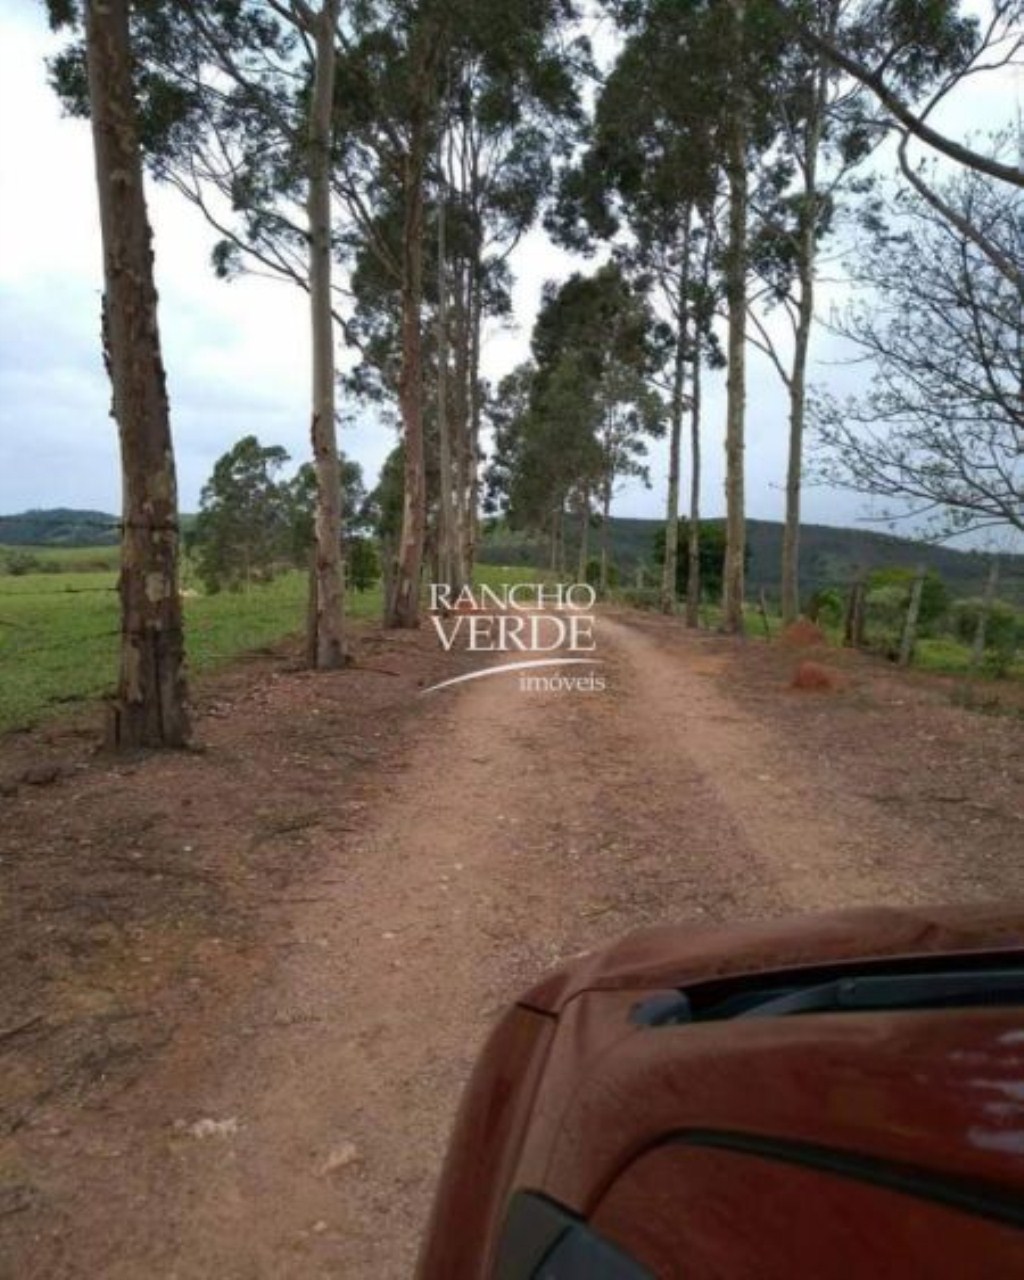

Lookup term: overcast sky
[0,0,1019,551]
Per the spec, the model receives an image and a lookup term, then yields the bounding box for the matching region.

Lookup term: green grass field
[0,558,541,732]
[0,543,120,573]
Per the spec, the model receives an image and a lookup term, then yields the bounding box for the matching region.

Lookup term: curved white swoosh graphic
[421,657,603,695]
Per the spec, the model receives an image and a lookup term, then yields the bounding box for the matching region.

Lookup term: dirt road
[2,611,1022,1277]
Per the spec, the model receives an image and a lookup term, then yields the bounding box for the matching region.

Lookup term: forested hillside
[482,517,1024,601]
[9,506,1020,603]
[0,509,119,546]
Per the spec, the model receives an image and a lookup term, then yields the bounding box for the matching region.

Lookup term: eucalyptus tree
[338,0,588,619]
[599,0,786,633]
[172,1,349,666]
[487,265,663,576]
[747,0,858,625]
[486,362,591,572]
[50,0,350,667]
[192,436,292,593]
[193,0,348,668]
[720,0,752,634]
[594,361,665,590]
[435,11,588,584]
[47,0,189,747]
[551,0,723,617]
[334,1,448,627]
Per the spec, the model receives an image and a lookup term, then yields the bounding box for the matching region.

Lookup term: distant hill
[0,509,201,547]
[482,517,1024,603]
[0,508,120,546]
[5,507,1020,602]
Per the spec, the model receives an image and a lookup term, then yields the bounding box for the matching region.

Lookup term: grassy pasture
[0,557,541,731]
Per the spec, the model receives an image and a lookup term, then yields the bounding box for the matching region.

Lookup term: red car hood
[522,904,1024,1014]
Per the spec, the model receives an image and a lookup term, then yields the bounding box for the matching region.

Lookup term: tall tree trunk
[721,0,749,636]
[435,131,454,590]
[465,262,484,579]
[661,340,686,614]
[388,68,434,628]
[600,478,612,594]
[307,0,345,667]
[85,0,189,749]
[451,254,470,591]
[780,252,813,627]
[661,235,692,614]
[577,487,590,584]
[780,43,829,628]
[685,330,703,629]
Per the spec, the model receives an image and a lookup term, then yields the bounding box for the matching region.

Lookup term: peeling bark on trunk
[435,142,454,590]
[390,208,427,627]
[780,255,813,626]
[685,331,703,629]
[450,254,470,592]
[388,36,437,629]
[721,0,748,636]
[465,264,484,579]
[661,213,692,615]
[307,0,346,668]
[661,343,686,614]
[85,0,189,749]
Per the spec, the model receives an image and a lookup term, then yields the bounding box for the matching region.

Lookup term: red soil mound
[781,618,827,647]
[790,660,841,692]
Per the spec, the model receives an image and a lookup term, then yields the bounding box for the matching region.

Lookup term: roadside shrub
[805,587,843,628]
[617,587,661,611]
[1,550,44,576]
[866,567,949,636]
[585,558,620,591]
[864,583,907,648]
[950,597,1020,648]
[950,598,1022,676]
[346,536,379,592]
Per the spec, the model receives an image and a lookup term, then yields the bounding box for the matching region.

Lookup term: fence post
[844,571,865,648]
[969,558,1000,676]
[898,565,926,668]
[758,588,772,640]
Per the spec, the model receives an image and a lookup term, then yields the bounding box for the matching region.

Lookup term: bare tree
[84,0,189,748]
[813,160,1023,538]
[775,0,1024,188]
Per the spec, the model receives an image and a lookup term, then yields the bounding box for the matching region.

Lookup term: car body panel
[521,906,1024,1015]
[590,1144,1024,1278]
[417,906,1024,1278]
